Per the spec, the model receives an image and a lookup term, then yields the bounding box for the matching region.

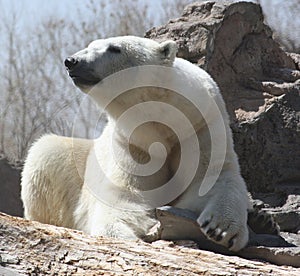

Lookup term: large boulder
[146,1,300,232]
[0,155,23,217]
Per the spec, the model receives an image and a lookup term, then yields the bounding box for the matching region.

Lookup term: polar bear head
[65,36,183,151]
[64,36,178,92]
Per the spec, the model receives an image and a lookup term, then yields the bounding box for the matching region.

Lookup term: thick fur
[21,36,250,251]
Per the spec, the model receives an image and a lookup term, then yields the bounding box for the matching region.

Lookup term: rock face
[0,156,23,217]
[146,1,300,233]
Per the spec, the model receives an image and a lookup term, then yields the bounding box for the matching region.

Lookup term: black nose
[64,57,78,70]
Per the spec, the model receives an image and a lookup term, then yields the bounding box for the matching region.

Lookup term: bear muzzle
[64,56,100,88]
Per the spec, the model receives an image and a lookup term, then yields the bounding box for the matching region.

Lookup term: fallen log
[0,212,299,275]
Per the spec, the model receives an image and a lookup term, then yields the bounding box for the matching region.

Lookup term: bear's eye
[107,44,121,54]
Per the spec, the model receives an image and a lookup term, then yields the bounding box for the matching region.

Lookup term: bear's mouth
[70,74,100,87]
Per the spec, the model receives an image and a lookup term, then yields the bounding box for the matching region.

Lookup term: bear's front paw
[197,206,248,251]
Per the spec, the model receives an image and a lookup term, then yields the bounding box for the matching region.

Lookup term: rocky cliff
[146,0,300,234]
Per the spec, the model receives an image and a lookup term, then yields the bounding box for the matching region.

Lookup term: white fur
[21,36,250,251]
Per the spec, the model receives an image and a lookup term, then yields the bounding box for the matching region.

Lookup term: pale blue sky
[1,0,255,29]
[1,0,85,27]
[0,0,299,50]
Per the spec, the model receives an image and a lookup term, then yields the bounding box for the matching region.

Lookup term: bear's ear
[158,40,178,63]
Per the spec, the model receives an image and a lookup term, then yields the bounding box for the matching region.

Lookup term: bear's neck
[98,120,176,193]
[108,118,176,159]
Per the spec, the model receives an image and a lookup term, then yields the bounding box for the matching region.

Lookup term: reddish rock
[146,1,300,195]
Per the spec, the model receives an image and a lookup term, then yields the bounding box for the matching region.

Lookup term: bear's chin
[72,77,100,93]
[72,76,99,86]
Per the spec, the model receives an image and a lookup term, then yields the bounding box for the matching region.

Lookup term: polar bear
[21,36,250,251]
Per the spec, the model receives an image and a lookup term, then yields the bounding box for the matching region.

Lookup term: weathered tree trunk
[0,213,299,275]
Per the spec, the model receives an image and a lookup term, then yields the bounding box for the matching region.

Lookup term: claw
[215,234,223,241]
[228,234,237,249]
[207,226,222,239]
[213,228,223,241]
[200,219,210,228]
[207,228,216,237]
